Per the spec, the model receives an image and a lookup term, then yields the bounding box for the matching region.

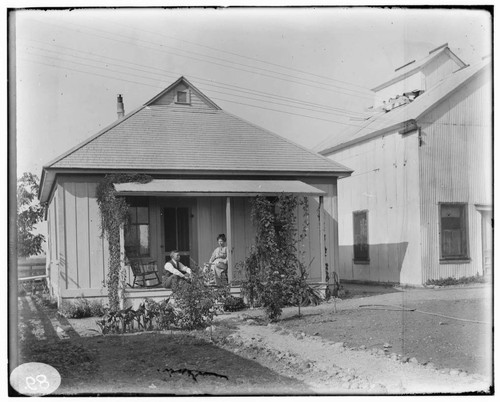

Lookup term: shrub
[223,296,246,312]
[425,274,487,287]
[172,267,229,330]
[59,297,106,319]
[239,195,318,321]
[95,298,178,334]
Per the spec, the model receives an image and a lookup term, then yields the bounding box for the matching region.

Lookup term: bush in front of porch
[239,195,318,321]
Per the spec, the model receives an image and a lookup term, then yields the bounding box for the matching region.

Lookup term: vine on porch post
[240,194,318,321]
[96,173,153,311]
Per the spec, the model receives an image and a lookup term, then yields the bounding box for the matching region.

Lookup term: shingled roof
[44,77,350,174]
[40,76,351,202]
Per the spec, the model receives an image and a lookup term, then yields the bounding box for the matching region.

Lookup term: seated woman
[163,250,192,289]
[206,234,228,286]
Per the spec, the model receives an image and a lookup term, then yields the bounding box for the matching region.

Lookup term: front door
[163,207,191,267]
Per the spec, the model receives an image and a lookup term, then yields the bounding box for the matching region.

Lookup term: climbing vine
[240,194,317,321]
[96,173,153,310]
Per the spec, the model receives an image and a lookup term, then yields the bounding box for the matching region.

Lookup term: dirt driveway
[274,283,493,376]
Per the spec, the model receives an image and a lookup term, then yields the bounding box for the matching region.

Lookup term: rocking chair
[129,260,161,288]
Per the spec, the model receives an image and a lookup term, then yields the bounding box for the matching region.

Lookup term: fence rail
[18,260,46,278]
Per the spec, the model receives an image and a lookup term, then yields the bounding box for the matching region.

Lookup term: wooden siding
[47,193,59,298]
[330,130,422,284]
[52,177,340,298]
[231,197,256,281]
[418,70,492,282]
[150,82,214,110]
[196,197,227,268]
[58,177,109,295]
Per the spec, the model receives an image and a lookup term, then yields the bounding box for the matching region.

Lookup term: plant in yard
[95,298,178,334]
[425,274,487,286]
[96,173,153,311]
[240,195,318,321]
[59,297,106,319]
[172,266,229,330]
[16,172,45,257]
[223,296,246,312]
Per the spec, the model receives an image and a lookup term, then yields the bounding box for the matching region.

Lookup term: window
[440,203,468,260]
[125,197,150,258]
[353,210,369,262]
[175,90,190,104]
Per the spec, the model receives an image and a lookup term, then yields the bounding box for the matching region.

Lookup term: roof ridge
[221,109,352,173]
[145,76,221,110]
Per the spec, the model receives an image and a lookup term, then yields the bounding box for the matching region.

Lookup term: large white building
[316,45,492,285]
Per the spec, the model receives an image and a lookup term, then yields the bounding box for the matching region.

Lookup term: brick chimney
[117,94,125,119]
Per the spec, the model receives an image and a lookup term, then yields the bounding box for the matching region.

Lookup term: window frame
[439,202,470,262]
[353,209,369,264]
[124,197,151,259]
[175,89,191,105]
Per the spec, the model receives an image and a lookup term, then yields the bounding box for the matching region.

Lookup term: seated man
[163,250,192,289]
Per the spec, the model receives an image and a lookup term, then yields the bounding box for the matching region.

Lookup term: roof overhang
[114,179,327,197]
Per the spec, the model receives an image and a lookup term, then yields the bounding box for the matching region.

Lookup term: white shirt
[164,260,192,278]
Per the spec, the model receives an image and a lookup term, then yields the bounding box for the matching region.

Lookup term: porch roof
[114,179,326,197]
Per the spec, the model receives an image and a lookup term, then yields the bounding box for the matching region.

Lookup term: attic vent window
[175,90,191,104]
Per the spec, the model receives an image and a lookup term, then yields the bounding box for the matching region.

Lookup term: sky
[11,6,492,180]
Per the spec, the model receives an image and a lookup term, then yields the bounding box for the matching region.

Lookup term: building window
[440,203,468,260]
[175,90,190,104]
[125,197,150,258]
[353,210,369,262]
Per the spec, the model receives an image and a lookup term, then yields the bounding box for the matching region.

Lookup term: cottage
[315,44,492,285]
[39,76,352,306]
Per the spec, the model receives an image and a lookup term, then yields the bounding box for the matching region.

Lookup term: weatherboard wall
[417,69,492,282]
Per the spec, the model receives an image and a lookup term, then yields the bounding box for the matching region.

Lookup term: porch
[123,284,245,309]
[116,178,333,307]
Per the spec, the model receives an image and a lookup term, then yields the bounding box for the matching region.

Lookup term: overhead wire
[20,56,369,129]
[96,16,373,93]
[19,40,367,118]
[27,18,376,101]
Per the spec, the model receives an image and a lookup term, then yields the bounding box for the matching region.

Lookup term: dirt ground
[14,282,493,396]
[18,331,311,395]
[277,285,492,376]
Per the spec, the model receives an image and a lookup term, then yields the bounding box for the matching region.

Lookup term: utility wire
[20,41,366,117]
[97,16,373,93]
[20,57,368,129]
[28,18,375,101]
[22,50,366,122]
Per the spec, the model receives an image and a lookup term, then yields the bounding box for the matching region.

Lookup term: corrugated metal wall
[330,131,422,284]
[418,69,492,282]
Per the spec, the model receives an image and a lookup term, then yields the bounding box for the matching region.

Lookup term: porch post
[226,197,233,283]
[319,195,326,283]
[119,223,125,309]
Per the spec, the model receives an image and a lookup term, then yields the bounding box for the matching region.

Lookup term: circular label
[10,362,61,396]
